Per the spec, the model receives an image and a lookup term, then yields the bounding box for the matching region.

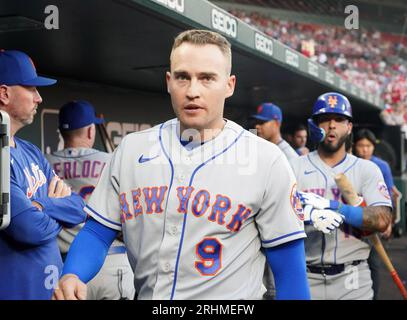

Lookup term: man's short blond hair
[170,29,232,74]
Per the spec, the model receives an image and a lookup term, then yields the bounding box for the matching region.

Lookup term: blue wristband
[328,199,340,211]
[338,204,363,228]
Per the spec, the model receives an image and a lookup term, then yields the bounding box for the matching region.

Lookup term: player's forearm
[62,218,117,283]
[265,239,310,300]
[362,205,392,232]
[5,207,62,245]
[338,204,392,232]
[36,193,87,228]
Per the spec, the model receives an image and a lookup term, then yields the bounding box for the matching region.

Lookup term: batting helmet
[311,92,352,120]
[308,92,352,143]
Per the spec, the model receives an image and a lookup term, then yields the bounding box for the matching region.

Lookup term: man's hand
[31,201,43,211]
[381,223,393,240]
[52,274,87,300]
[303,205,344,234]
[48,176,71,198]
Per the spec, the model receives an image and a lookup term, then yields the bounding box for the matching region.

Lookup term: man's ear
[166,71,171,94]
[0,85,10,105]
[225,74,236,99]
[88,125,94,140]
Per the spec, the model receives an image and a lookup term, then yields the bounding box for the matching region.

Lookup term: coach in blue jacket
[0,50,86,299]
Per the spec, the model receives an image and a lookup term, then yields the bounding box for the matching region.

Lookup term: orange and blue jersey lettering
[226,204,252,232]
[119,192,133,222]
[192,190,210,217]
[195,238,222,276]
[132,188,143,216]
[208,195,231,225]
[303,188,325,197]
[79,185,95,201]
[143,186,168,214]
[177,186,194,213]
[331,188,341,201]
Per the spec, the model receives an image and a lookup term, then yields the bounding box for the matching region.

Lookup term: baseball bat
[335,173,407,300]
[96,114,115,153]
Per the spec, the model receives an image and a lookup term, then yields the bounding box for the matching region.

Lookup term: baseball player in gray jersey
[47,100,135,300]
[53,30,313,300]
[250,102,298,299]
[251,103,299,162]
[290,92,393,300]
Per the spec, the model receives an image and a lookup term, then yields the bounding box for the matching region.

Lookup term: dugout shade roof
[0,0,385,126]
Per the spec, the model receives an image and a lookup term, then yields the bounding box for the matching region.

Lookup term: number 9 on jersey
[195,238,222,276]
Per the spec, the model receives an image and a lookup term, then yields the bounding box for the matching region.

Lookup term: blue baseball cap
[251,102,283,122]
[0,50,56,86]
[59,100,103,131]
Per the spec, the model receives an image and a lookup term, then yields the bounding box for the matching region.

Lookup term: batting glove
[298,191,340,210]
[303,204,344,234]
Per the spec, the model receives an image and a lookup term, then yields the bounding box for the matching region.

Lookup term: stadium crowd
[229,9,407,113]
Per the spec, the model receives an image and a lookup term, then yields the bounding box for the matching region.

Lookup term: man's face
[166,43,235,132]
[293,129,307,148]
[317,114,352,154]
[255,120,279,141]
[354,138,374,160]
[0,85,42,128]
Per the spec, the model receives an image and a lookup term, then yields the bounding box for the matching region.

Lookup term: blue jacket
[370,155,394,199]
[0,138,86,300]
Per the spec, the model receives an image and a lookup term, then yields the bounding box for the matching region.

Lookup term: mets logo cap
[0,50,56,86]
[59,100,103,131]
[250,102,283,123]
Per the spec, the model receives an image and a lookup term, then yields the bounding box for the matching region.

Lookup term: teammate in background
[46,100,135,300]
[353,128,398,300]
[53,29,311,300]
[292,124,309,156]
[250,104,298,299]
[291,92,393,300]
[252,108,338,299]
[0,50,86,299]
[354,129,396,202]
[251,102,299,161]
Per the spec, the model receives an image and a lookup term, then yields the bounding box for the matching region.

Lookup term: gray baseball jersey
[47,147,134,300]
[290,151,392,265]
[277,139,299,162]
[46,148,113,252]
[265,138,297,299]
[85,118,306,300]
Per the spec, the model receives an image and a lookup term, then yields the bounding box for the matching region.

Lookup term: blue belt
[108,246,127,255]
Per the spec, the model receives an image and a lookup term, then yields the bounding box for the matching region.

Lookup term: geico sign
[154,0,184,13]
[285,49,299,68]
[212,9,237,38]
[255,33,273,56]
[106,122,152,146]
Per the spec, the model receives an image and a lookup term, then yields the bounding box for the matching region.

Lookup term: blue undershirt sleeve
[62,218,118,283]
[265,238,310,300]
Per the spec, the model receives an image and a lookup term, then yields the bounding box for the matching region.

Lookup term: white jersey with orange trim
[85,118,305,300]
[290,151,392,265]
